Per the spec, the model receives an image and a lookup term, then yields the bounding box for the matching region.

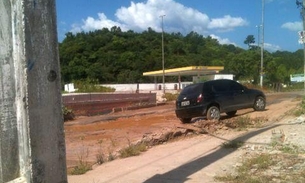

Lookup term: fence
[63,93,157,116]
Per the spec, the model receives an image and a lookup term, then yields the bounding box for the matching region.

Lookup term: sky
[56,0,304,52]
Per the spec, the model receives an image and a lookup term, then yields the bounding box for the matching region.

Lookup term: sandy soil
[64,91,303,170]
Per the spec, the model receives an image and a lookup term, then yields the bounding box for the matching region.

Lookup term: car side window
[212,81,229,92]
[229,81,244,91]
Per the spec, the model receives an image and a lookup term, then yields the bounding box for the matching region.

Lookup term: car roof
[193,79,234,85]
[206,79,233,83]
[183,79,234,90]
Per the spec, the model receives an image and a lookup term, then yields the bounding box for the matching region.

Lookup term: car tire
[179,118,192,123]
[207,106,220,120]
[226,110,237,117]
[253,96,266,111]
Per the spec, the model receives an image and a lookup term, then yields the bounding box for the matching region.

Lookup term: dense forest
[59,26,304,86]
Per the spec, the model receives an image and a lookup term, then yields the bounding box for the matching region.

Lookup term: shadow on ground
[142,123,282,183]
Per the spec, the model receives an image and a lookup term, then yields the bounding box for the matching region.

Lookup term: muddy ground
[64,91,303,169]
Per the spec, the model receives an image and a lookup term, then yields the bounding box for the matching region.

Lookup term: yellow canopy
[143,66,224,77]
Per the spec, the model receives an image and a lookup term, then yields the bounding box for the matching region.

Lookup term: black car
[175,79,266,123]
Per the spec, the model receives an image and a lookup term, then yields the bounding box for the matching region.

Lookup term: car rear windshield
[180,83,203,96]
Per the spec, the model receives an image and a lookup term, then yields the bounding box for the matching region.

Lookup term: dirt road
[65,91,303,182]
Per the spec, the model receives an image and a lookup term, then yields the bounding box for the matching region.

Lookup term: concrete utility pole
[302,0,305,93]
[260,0,265,88]
[160,15,166,94]
[297,0,305,93]
[0,0,67,182]
[256,25,261,48]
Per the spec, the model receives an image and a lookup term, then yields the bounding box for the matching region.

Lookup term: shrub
[164,92,178,101]
[96,140,107,165]
[63,106,75,121]
[222,140,244,149]
[294,96,305,116]
[119,141,147,158]
[70,162,92,175]
[74,78,115,93]
[70,137,92,175]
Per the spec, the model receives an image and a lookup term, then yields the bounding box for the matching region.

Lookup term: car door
[228,81,250,109]
[212,80,233,112]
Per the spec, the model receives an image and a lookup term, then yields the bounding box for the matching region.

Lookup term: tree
[244,35,255,49]
[225,50,260,82]
[59,27,302,86]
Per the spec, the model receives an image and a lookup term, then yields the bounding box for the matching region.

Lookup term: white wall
[101,82,192,92]
[64,74,234,93]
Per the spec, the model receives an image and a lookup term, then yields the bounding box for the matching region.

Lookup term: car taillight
[197,94,203,103]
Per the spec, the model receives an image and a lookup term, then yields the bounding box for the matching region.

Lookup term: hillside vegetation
[59,26,303,86]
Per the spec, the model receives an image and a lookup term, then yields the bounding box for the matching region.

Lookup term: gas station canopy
[143,66,224,77]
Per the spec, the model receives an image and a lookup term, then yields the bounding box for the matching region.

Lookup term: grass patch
[70,162,92,175]
[234,116,252,130]
[107,152,116,161]
[69,136,92,175]
[215,144,305,183]
[292,96,305,116]
[222,140,244,149]
[215,153,276,183]
[279,144,301,154]
[241,153,275,170]
[119,141,147,158]
[272,143,305,155]
[96,140,106,165]
[95,139,118,164]
[225,116,267,131]
[251,117,267,127]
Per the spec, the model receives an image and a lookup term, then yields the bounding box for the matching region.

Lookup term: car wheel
[207,106,220,120]
[253,96,266,111]
[179,118,192,123]
[226,110,237,117]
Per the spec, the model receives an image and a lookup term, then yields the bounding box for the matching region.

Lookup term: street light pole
[260,0,265,88]
[160,15,166,94]
[256,25,261,47]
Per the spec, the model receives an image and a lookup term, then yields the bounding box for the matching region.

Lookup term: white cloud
[115,1,159,31]
[71,13,127,33]
[208,15,248,31]
[210,34,236,46]
[281,21,302,31]
[70,0,248,35]
[115,0,211,34]
[264,43,282,52]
